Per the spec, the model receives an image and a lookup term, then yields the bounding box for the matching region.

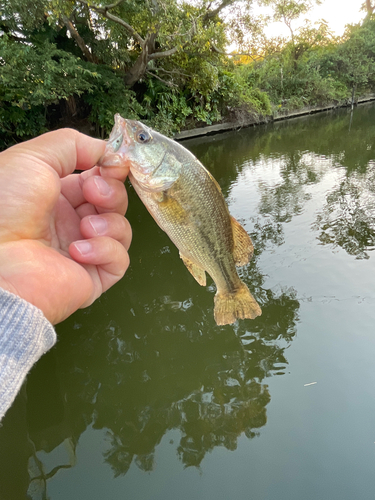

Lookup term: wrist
[0,278,18,298]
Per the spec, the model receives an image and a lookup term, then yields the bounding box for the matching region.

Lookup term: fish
[99,114,262,325]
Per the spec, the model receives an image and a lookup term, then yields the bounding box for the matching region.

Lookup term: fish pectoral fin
[214,282,262,326]
[180,253,206,286]
[231,216,254,267]
[156,192,189,225]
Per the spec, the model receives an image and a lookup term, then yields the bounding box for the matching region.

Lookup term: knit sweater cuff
[0,288,56,421]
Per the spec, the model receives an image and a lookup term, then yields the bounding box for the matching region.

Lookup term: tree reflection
[313,164,375,259]
[186,103,375,190]
[1,205,300,490]
[61,281,298,477]
[99,288,297,476]
[256,150,324,223]
[176,377,270,467]
[194,104,375,261]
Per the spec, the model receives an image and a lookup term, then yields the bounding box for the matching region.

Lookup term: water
[2,104,375,499]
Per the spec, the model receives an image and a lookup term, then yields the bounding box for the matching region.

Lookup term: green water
[2,104,375,500]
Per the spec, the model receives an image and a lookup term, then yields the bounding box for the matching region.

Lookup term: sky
[308,0,365,35]
[258,0,366,38]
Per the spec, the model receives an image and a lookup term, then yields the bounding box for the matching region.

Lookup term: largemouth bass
[99,114,262,325]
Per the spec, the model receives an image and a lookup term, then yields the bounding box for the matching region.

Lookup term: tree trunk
[366,0,374,16]
[124,48,149,86]
[124,33,156,87]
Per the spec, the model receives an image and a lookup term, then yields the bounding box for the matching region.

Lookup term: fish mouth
[114,113,132,145]
[98,114,132,167]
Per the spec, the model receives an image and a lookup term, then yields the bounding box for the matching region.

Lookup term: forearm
[0,288,56,421]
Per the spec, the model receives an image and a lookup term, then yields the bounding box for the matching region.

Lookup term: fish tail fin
[214,282,262,326]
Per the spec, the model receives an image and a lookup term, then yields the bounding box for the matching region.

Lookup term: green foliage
[146,92,193,136]
[0,0,374,146]
[319,20,375,92]
[241,19,375,114]
[214,69,272,120]
[83,65,143,136]
[250,54,348,110]
[264,0,319,25]
[0,34,96,146]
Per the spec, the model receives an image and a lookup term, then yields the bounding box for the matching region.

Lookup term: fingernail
[94,176,111,196]
[88,216,108,235]
[74,240,93,255]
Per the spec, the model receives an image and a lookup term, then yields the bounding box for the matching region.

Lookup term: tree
[0,32,99,145]
[320,20,375,100]
[263,0,321,42]
[1,0,276,140]
[262,0,322,66]
[0,0,236,88]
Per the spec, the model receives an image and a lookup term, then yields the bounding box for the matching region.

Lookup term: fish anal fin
[180,253,206,286]
[231,216,254,266]
[214,282,261,326]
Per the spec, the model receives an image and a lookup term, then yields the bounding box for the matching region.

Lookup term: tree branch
[75,0,197,86]
[76,0,145,46]
[146,70,178,87]
[61,15,95,62]
[102,0,127,11]
[154,67,190,77]
[148,17,196,59]
[204,0,236,21]
[148,46,179,59]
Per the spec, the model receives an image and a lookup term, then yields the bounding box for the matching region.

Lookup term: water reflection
[194,104,375,260]
[313,163,375,259]
[1,103,375,498]
[29,245,299,481]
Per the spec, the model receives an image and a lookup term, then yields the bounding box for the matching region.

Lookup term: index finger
[99,164,130,183]
[5,129,106,178]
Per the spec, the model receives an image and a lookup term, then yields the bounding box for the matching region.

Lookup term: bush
[0,35,96,147]
[83,65,143,137]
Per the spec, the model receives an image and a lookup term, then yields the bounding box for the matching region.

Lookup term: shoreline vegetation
[1,1,375,148]
[175,94,375,140]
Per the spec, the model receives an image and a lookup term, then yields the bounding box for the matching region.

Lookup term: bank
[174,94,375,141]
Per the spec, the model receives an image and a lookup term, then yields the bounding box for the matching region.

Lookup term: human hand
[0,129,131,324]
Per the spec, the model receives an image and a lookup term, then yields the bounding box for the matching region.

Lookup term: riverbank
[174,94,375,141]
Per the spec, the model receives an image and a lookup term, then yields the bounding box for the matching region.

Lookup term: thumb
[4,129,106,178]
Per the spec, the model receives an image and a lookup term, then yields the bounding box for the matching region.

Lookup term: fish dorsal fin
[180,253,206,286]
[231,216,254,267]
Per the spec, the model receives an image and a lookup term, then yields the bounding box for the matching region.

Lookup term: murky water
[2,104,375,500]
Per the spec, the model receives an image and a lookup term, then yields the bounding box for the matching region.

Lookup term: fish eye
[137,130,151,144]
[112,135,123,152]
